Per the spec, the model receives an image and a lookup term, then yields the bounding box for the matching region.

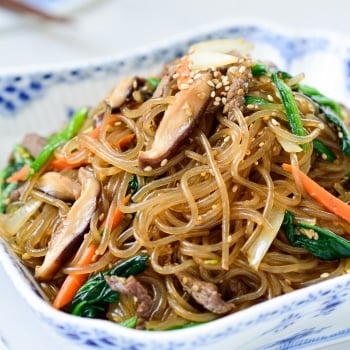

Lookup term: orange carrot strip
[89,125,102,139]
[50,158,87,171]
[6,164,30,183]
[118,133,135,149]
[282,163,350,224]
[89,115,120,139]
[101,195,131,231]
[52,243,97,310]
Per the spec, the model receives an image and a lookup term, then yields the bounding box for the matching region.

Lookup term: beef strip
[176,271,234,314]
[105,275,153,329]
[21,133,47,158]
[224,56,252,114]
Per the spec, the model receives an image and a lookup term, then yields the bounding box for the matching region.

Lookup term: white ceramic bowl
[1,19,350,350]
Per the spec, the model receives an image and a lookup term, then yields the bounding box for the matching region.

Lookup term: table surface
[1,0,350,349]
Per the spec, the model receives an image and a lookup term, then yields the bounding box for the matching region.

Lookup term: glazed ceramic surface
[1,19,350,350]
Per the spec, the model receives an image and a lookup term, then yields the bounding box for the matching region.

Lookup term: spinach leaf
[71,254,148,318]
[282,211,350,260]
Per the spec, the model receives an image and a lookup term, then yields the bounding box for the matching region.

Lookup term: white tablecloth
[1,0,350,349]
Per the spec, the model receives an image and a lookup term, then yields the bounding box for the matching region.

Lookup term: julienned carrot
[52,243,97,310]
[282,163,350,224]
[101,195,131,231]
[118,133,135,149]
[6,164,30,183]
[50,158,87,171]
[89,115,120,139]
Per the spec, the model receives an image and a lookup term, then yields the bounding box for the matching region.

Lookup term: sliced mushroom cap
[104,76,135,109]
[138,72,212,169]
[35,167,100,281]
[35,172,81,201]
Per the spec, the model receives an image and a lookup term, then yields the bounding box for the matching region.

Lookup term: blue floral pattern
[0,24,334,117]
[1,21,350,350]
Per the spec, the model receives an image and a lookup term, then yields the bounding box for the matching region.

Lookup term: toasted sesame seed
[271,118,280,126]
[144,166,153,172]
[238,65,246,73]
[207,80,215,87]
[191,284,200,292]
[160,158,168,167]
[179,83,190,90]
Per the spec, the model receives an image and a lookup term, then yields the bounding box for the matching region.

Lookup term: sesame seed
[215,82,223,89]
[237,88,244,96]
[132,79,138,89]
[259,142,265,148]
[193,72,202,80]
[224,135,230,142]
[247,104,255,110]
[172,73,179,79]
[232,185,238,192]
[182,277,189,284]
[321,153,328,160]
[221,97,227,104]
[215,96,221,102]
[225,86,230,91]
[144,166,153,172]
[338,131,344,139]
[160,158,168,167]
[213,101,220,106]
[267,94,273,101]
[192,284,200,292]
[238,66,246,73]
[213,70,220,78]
[227,235,233,243]
[210,91,216,98]
[223,80,230,86]
[207,80,215,87]
[271,118,280,126]
[179,83,190,90]
[271,112,277,117]
[320,272,330,278]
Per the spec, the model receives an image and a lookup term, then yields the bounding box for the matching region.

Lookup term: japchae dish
[1,38,350,330]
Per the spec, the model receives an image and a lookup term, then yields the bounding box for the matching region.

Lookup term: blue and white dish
[1,19,350,350]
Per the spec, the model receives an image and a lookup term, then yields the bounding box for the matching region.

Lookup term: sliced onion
[276,135,303,153]
[246,206,285,270]
[189,51,240,71]
[4,198,42,235]
[189,38,254,55]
